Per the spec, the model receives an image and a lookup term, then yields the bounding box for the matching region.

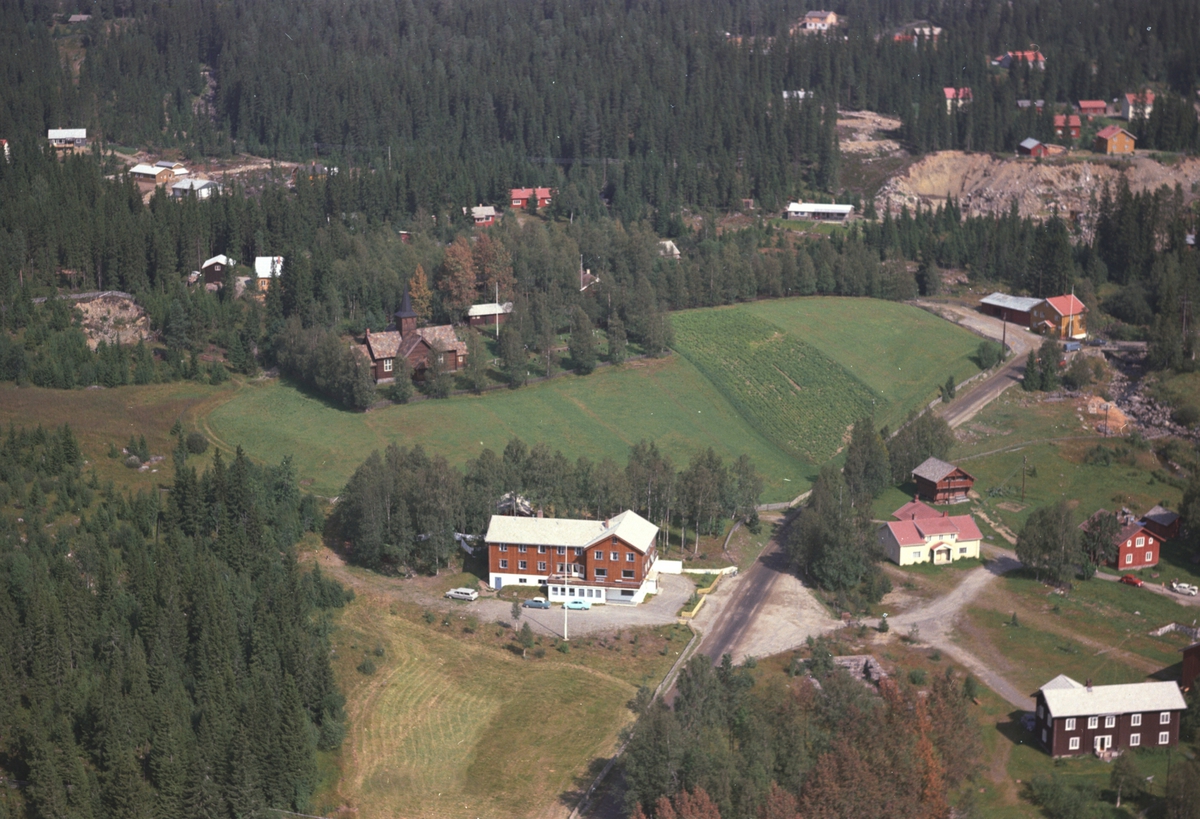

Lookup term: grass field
[206,354,810,502]
[743,298,984,432]
[951,392,1182,535]
[671,299,983,465]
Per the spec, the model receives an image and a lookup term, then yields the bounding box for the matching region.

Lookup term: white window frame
[1105,716,1116,729]
[1145,551,1153,562]
[595,550,604,560]
[518,560,527,570]
[1068,737,1080,750]
[517,545,527,553]
[912,550,923,560]
[1159,731,1170,745]
[537,561,546,572]
[498,545,508,552]
[573,548,583,557]
[1136,536,1144,547]
[1160,712,1171,725]
[538,545,547,554]
[611,551,619,561]
[594,568,607,579]
[1088,717,1099,729]
[1130,733,1140,746]
[626,552,635,561]
[622,569,635,579]
[1125,553,1133,564]
[556,563,565,572]
[499,559,508,569]
[557,547,566,555]
[1065,718,1076,731]
[1131,714,1142,727]
[383,358,393,372]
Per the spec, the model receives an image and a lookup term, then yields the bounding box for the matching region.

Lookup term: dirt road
[876,551,1033,709]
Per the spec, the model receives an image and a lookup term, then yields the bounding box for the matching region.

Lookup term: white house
[879,501,982,566]
[172,178,220,199]
[785,202,855,221]
[254,256,284,290]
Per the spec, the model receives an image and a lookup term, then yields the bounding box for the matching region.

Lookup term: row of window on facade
[496,558,635,578]
[1057,732,1170,751]
[549,585,636,598]
[496,544,636,561]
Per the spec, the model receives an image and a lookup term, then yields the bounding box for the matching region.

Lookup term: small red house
[1018,138,1048,157]
[510,187,553,210]
[1114,520,1159,569]
[943,87,973,112]
[1053,114,1081,139]
[1078,100,1107,120]
[912,457,974,504]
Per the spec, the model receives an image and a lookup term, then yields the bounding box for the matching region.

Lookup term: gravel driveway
[466,573,696,639]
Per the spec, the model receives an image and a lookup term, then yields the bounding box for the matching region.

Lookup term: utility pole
[1001,309,1007,355]
[1022,455,1027,502]
[563,563,570,641]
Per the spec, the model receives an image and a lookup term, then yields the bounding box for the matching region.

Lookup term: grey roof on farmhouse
[1039,677,1186,718]
[912,457,960,483]
[980,292,1043,312]
[1019,137,1042,150]
[485,509,658,553]
[1143,505,1179,527]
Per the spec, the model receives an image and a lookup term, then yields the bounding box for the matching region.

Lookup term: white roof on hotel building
[1040,677,1186,718]
[48,129,87,140]
[485,510,658,553]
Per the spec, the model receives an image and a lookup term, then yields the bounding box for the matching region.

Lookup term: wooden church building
[360,290,468,383]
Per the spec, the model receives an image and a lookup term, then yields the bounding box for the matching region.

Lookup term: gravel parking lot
[466,573,695,638]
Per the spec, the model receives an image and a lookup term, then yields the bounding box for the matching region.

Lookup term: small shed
[1018,138,1047,157]
[202,254,236,285]
[912,457,974,504]
[470,205,496,227]
[467,301,513,331]
[1142,505,1180,541]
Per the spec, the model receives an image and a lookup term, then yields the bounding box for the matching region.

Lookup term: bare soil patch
[75,293,155,349]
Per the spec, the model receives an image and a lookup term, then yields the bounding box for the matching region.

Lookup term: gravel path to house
[1091,570,1200,606]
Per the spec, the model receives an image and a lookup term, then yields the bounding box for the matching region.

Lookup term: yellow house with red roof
[1031,295,1088,339]
[879,499,983,566]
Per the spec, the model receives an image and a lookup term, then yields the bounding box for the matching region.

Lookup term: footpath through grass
[206,355,808,501]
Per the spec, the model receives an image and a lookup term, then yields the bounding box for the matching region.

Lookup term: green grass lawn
[744,297,984,431]
[951,392,1181,535]
[205,355,809,501]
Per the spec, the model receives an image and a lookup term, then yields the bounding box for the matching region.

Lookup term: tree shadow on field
[559,755,623,818]
[996,708,1039,754]
[279,374,359,413]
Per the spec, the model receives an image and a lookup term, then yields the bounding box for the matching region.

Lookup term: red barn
[1078,100,1107,120]
[912,457,974,504]
[1141,505,1180,541]
[979,292,1042,326]
[1018,138,1048,157]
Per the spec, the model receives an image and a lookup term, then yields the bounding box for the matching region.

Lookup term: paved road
[914,300,1041,430]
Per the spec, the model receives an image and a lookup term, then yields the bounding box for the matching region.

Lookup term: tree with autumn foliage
[408,264,433,322]
[438,237,477,319]
[473,234,515,301]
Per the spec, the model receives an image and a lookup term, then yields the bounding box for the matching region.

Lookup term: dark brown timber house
[1034,675,1187,757]
[912,457,974,504]
[360,290,467,383]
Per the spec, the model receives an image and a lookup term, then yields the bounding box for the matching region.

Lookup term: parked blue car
[564,599,592,611]
[522,597,551,609]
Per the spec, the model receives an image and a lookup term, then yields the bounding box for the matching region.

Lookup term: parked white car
[1170,580,1198,596]
[444,587,479,601]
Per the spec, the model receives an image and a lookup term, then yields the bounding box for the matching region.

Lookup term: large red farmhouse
[912,457,974,504]
[360,290,467,382]
[484,510,660,604]
[1081,509,1161,570]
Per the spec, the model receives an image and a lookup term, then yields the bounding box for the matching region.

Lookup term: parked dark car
[522,597,550,609]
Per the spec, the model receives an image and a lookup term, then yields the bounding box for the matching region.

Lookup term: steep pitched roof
[912,457,970,483]
[1043,294,1087,317]
[416,325,467,356]
[394,288,418,322]
[202,254,234,269]
[365,329,403,360]
[1019,137,1043,151]
[883,513,981,546]
[1040,680,1186,719]
[1143,505,1179,528]
[1096,125,1134,140]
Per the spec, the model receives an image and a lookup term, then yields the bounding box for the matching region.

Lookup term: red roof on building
[1044,295,1087,317]
[943,87,973,101]
[892,499,942,521]
[1096,125,1133,140]
[1079,100,1106,110]
[1053,114,1081,128]
[884,514,982,546]
[1125,91,1155,106]
[511,187,553,200]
